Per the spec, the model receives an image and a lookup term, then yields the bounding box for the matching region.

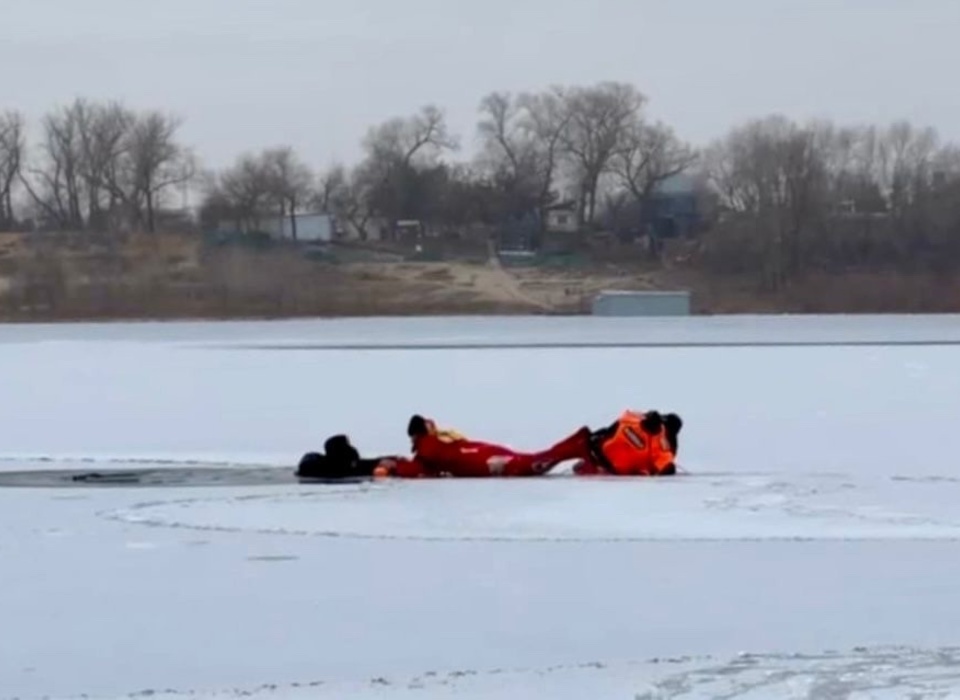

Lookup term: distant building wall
[591,290,691,316]
[545,208,578,233]
[263,213,334,242]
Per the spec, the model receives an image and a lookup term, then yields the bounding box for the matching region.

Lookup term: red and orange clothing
[384,420,591,478]
[575,410,677,476]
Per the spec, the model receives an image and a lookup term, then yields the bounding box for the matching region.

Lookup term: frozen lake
[2,314,960,699]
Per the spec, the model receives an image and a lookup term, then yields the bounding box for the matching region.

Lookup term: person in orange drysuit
[572,410,682,476]
[403,414,593,478]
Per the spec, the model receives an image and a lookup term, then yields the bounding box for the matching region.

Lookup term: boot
[542,426,593,463]
[573,459,603,476]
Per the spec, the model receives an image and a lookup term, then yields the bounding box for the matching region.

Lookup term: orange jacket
[597,410,675,476]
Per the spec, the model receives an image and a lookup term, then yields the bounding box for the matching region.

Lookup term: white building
[545,202,578,233]
[262,212,335,242]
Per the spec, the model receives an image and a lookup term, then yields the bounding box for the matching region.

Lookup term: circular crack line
[97,474,960,543]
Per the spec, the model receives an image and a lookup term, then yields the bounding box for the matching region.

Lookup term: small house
[545,201,578,233]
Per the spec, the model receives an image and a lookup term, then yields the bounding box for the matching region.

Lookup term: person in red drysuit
[400,414,592,478]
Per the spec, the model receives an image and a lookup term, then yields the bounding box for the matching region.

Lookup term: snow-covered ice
[2,315,960,699]
[104,472,960,543]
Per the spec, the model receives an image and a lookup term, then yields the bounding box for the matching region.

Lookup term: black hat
[407,414,429,437]
[640,411,664,436]
[324,434,360,469]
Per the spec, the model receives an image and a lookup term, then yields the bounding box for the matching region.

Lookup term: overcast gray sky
[3,0,958,170]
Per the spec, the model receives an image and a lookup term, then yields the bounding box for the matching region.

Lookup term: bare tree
[262,146,314,240]
[314,164,347,214]
[477,92,533,184]
[23,101,86,229]
[314,163,378,239]
[875,121,939,216]
[20,99,191,233]
[77,101,131,230]
[476,89,571,222]
[362,104,458,171]
[560,82,647,224]
[612,120,698,201]
[476,91,540,220]
[0,111,25,228]
[359,105,458,232]
[206,153,274,233]
[24,98,131,231]
[118,111,195,233]
[706,115,831,288]
[332,167,376,240]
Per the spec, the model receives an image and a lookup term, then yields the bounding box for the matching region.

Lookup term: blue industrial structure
[592,290,691,316]
[607,173,706,243]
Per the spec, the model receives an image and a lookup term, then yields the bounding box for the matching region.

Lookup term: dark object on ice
[0,466,297,489]
[71,471,141,483]
[324,434,361,467]
[663,413,683,453]
[640,411,681,473]
[295,452,330,478]
[640,410,664,436]
[407,414,429,438]
[296,435,382,480]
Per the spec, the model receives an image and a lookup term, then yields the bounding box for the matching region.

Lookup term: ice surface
[105,473,960,543]
[134,646,960,699]
[2,315,960,699]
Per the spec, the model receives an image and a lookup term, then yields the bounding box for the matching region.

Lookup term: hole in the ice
[0,466,299,488]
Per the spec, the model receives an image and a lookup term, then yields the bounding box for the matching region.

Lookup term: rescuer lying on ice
[295,416,592,479]
[572,410,682,476]
[402,414,592,477]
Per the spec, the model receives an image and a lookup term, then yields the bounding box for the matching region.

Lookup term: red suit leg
[494,427,592,477]
[413,428,591,478]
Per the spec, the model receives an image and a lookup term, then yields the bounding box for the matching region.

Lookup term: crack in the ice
[96,473,960,543]
[637,646,960,699]
[702,476,960,532]
[13,646,960,700]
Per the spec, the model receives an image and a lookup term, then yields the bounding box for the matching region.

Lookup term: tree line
[702,116,960,289]
[199,83,698,242]
[0,83,696,237]
[3,82,960,289]
[0,102,194,234]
